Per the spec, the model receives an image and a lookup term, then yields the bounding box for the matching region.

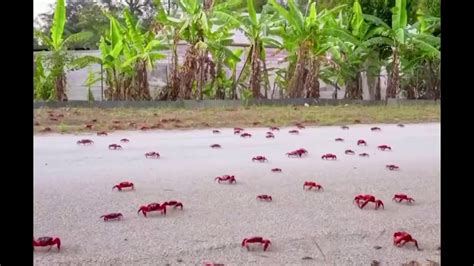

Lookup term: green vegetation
[33,0,440,101]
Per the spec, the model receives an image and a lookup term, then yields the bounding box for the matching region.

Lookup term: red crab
[241,133,252,138]
[163,201,184,209]
[234,127,244,131]
[100,213,123,221]
[108,144,122,150]
[341,126,349,130]
[266,132,275,138]
[356,194,384,209]
[113,181,134,191]
[378,145,392,151]
[140,126,150,130]
[359,153,370,157]
[288,129,299,134]
[393,232,419,249]
[321,153,337,160]
[212,129,221,134]
[85,124,93,130]
[397,124,405,127]
[215,175,236,184]
[138,203,166,217]
[234,130,242,134]
[242,237,271,251]
[145,152,160,159]
[76,139,94,145]
[297,148,308,155]
[345,149,355,155]
[286,149,305,157]
[386,164,399,171]
[252,156,268,162]
[256,195,272,201]
[120,138,130,143]
[33,237,61,251]
[269,126,280,131]
[357,139,367,146]
[392,194,415,204]
[295,123,305,129]
[97,131,108,136]
[303,181,323,191]
[353,194,372,205]
[371,127,381,131]
[210,144,222,148]
[271,168,282,172]
[335,138,344,142]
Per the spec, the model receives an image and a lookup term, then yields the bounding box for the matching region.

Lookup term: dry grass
[34,104,440,134]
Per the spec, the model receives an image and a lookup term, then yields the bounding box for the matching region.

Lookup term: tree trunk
[54,72,68,101]
[304,58,320,99]
[135,61,151,100]
[249,42,261,99]
[262,57,270,99]
[288,44,309,98]
[168,34,180,100]
[375,72,381,100]
[344,72,363,99]
[234,47,252,99]
[367,71,376,100]
[386,48,400,99]
[198,52,205,100]
[179,46,199,99]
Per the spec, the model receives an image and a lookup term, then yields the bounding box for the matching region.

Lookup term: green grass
[34,104,440,134]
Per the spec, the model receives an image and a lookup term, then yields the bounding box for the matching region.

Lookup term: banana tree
[34,0,92,101]
[154,0,212,100]
[177,0,213,100]
[73,14,133,100]
[206,26,241,99]
[269,0,355,99]
[99,15,133,100]
[154,0,241,100]
[399,10,440,99]
[232,0,281,99]
[152,1,183,100]
[363,0,440,99]
[122,9,166,100]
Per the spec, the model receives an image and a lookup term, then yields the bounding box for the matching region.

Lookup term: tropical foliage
[34,0,440,101]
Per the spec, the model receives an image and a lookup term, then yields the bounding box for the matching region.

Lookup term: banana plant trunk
[386,48,400,99]
[288,42,309,98]
[346,71,363,99]
[198,51,206,100]
[179,46,199,99]
[304,57,320,99]
[169,34,180,100]
[135,61,152,100]
[249,42,261,99]
[262,58,270,99]
[54,73,68,101]
[367,71,376,100]
[375,73,381,100]
[234,47,252,99]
